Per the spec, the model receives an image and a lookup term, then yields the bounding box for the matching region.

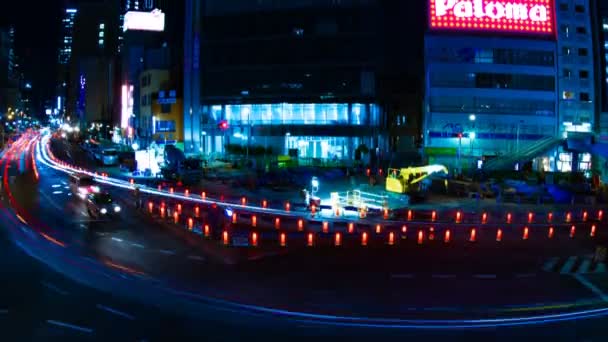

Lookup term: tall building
[57,8,78,116]
[67,1,121,126]
[59,8,77,66]
[556,0,596,136]
[424,0,600,173]
[184,0,387,161]
[424,0,558,172]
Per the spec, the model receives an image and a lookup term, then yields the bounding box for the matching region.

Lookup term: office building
[67,1,120,127]
[424,0,600,173]
[184,0,387,161]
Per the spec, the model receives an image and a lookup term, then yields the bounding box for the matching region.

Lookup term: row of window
[429,96,555,117]
[427,47,554,67]
[562,91,591,102]
[562,69,589,79]
[430,72,555,92]
[558,2,586,13]
[562,46,588,57]
[208,103,381,126]
[141,74,152,87]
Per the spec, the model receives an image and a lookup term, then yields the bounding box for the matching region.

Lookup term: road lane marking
[51,184,61,188]
[542,257,559,272]
[573,274,608,302]
[131,243,145,249]
[159,249,176,255]
[52,191,63,195]
[41,281,69,296]
[111,237,124,243]
[96,304,135,321]
[474,274,497,279]
[515,273,537,278]
[390,274,414,279]
[432,274,456,279]
[46,320,94,334]
[578,259,592,274]
[187,255,205,261]
[560,256,577,274]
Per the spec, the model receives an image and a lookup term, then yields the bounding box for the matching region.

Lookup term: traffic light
[218,120,229,131]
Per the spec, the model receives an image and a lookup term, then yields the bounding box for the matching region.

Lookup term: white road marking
[542,257,559,272]
[578,259,592,274]
[96,304,135,321]
[51,184,61,188]
[46,320,93,334]
[515,273,537,278]
[432,274,456,279]
[159,249,176,255]
[131,243,145,249]
[391,274,414,279]
[560,256,577,274]
[474,274,497,279]
[52,191,63,195]
[41,281,69,296]
[188,255,205,261]
[111,237,123,243]
[573,274,608,302]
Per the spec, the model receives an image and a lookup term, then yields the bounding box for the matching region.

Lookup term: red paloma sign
[430,0,554,35]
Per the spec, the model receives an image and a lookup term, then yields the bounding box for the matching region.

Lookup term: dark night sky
[1,0,63,113]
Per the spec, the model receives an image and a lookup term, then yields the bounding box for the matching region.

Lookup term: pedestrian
[134,187,141,209]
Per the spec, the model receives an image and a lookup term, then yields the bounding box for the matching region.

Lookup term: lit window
[562,91,575,100]
[99,23,105,29]
[99,31,104,37]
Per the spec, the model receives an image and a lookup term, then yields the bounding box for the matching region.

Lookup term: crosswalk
[542,256,607,275]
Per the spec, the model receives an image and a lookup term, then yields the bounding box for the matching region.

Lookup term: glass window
[156,120,176,132]
[579,70,589,79]
[563,91,575,100]
[580,93,590,102]
[575,5,585,13]
[559,3,568,11]
[578,48,588,56]
[576,27,587,34]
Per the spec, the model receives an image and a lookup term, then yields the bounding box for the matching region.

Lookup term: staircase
[483,137,563,171]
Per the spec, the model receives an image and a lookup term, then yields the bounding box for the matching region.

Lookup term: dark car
[86,192,122,219]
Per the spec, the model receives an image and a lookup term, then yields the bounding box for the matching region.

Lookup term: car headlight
[100,208,108,214]
[114,206,121,213]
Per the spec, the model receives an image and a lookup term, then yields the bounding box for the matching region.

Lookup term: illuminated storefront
[198,103,383,159]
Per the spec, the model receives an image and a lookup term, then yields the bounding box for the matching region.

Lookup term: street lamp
[469,132,476,156]
[469,114,476,122]
[311,177,319,196]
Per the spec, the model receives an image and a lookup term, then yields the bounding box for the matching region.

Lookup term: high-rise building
[183,0,388,161]
[555,0,596,136]
[66,1,121,127]
[57,8,78,117]
[424,0,600,173]
[59,8,77,66]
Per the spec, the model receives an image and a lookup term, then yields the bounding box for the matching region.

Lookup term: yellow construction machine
[386,165,448,194]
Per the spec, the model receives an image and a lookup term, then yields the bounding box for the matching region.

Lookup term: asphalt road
[2,134,608,340]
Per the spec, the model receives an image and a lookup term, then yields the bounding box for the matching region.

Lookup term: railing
[483,137,562,171]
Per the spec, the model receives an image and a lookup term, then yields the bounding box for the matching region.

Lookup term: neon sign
[124,9,165,32]
[430,0,554,35]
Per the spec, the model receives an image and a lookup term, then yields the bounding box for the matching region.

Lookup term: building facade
[184,0,387,161]
[424,0,599,173]
[556,0,596,135]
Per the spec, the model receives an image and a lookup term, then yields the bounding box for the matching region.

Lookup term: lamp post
[516,120,523,154]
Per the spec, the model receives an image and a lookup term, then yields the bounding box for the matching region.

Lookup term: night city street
[2,0,608,340]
